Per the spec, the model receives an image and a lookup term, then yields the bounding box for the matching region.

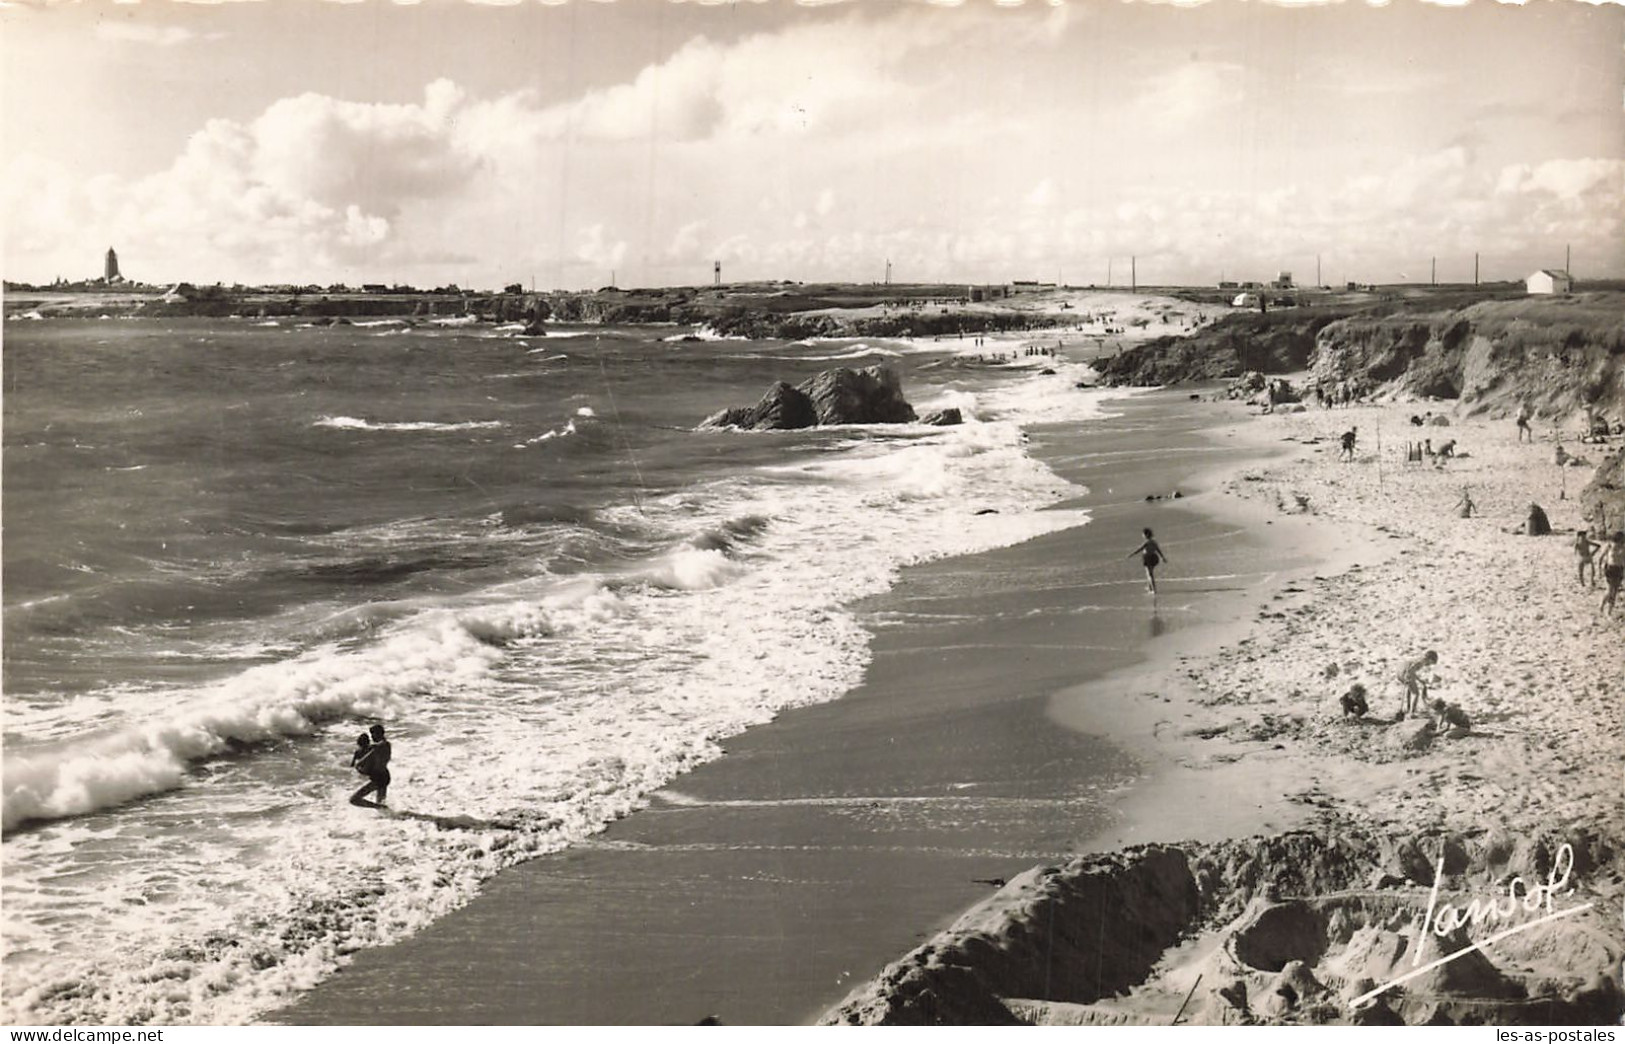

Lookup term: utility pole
[1430,257,1436,286]
[1317,254,1322,288]
[1131,255,1137,291]
[1566,243,1571,275]
[1474,253,1479,286]
[885,259,891,286]
[1107,258,1112,287]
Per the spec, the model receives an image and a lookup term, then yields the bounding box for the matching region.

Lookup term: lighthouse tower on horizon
[104,247,121,283]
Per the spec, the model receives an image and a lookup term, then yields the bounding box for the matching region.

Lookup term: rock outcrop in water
[700,365,918,430]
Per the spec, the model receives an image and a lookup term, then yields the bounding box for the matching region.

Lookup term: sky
[3,0,1622,291]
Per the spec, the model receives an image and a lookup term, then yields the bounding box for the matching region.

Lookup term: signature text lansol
[1412,841,1578,964]
[1351,842,1594,1009]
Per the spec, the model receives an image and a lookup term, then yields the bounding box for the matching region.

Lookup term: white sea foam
[351,319,408,328]
[514,418,578,448]
[314,416,504,433]
[2,351,1116,1026]
[662,325,745,343]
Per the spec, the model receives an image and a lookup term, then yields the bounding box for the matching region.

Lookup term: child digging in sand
[1430,698,1472,738]
[1398,650,1438,719]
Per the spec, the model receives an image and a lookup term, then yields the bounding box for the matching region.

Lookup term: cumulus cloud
[667,221,708,260]
[94,22,199,46]
[1134,60,1246,125]
[576,224,628,272]
[3,78,513,283]
[8,5,1620,289]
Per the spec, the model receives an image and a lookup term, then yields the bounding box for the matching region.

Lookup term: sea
[1,312,1130,1024]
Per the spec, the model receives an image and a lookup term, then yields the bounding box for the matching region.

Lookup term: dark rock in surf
[701,365,917,430]
[753,381,819,430]
[919,408,963,427]
[700,405,760,431]
[800,365,917,426]
[700,382,817,431]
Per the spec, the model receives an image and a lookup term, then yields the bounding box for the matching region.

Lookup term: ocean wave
[314,416,504,433]
[351,319,408,328]
[0,602,559,832]
[515,419,577,448]
[795,343,905,362]
[2,340,1113,1025]
[662,325,745,343]
[642,547,739,590]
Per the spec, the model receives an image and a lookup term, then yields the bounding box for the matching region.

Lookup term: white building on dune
[1526,269,1573,295]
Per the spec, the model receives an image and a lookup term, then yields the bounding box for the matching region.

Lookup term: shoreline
[269,389,1318,1025]
[826,397,1624,1026]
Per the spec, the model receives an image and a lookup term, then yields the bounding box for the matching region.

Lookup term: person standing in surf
[1128,528,1169,594]
[350,723,392,808]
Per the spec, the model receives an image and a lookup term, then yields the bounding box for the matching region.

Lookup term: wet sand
[272,390,1331,1026]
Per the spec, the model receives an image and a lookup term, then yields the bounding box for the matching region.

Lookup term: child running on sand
[1574,529,1601,589]
[1128,528,1169,594]
[1339,427,1357,462]
[1398,650,1438,719]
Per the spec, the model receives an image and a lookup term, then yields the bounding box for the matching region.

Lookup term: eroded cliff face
[1580,448,1625,532]
[1096,310,1342,386]
[1101,295,1625,428]
[1305,297,1625,422]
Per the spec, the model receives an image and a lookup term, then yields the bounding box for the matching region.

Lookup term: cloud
[576,224,628,272]
[249,79,477,214]
[1495,157,1624,201]
[94,22,199,46]
[3,78,511,283]
[667,220,708,260]
[517,10,994,144]
[1133,60,1246,124]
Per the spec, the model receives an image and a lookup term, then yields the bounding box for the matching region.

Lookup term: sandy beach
[829,395,1624,1025]
[265,384,1625,1026]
